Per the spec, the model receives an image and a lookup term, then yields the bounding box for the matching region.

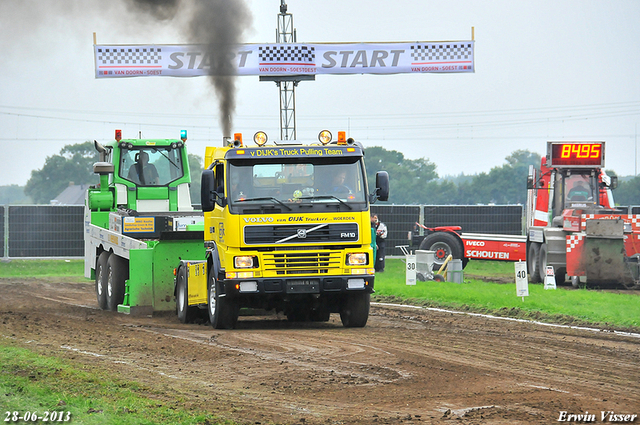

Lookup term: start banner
[94,41,474,78]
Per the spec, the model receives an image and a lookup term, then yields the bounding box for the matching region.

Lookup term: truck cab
[88,129,193,216]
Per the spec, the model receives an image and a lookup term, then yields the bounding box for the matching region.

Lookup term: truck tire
[528,243,542,283]
[95,251,110,310]
[419,232,464,270]
[176,266,197,324]
[208,273,238,329]
[340,292,370,328]
[106,254,128,312]
[537,244,548,283]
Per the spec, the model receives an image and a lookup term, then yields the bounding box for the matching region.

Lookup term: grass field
[0,344,231,425]
[374,258,640,330]
[0,259,84,278]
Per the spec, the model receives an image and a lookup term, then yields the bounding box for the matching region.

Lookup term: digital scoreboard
[547,142,605,168]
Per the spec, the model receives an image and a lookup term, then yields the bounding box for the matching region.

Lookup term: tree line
[3,141,639,207]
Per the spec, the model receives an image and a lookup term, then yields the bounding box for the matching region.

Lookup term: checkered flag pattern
[566,234,583,252]
[97,47,162,65]
[411,43,472,62]
[259,45,315,63]
[581,214,640,231]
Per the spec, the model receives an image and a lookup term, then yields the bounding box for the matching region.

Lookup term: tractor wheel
[208,273,238,329]
[340,292,370,328]
[95,251,110,310]
[419,232,464,271]
[433,274,445,282]
[528,243,542,283]
[106,254,128,312]
[176,266,197,324]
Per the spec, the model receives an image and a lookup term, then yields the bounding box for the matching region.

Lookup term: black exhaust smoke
[127,0,253,138]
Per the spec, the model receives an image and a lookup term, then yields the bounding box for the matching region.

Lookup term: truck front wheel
[208,274,238,329]
[340,292,370,328]
[95,251,110,310]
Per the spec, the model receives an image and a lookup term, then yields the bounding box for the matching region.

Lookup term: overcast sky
[1,0,639,187]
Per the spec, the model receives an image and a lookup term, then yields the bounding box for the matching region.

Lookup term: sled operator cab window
[563,174,596,208]
[227,158,368,214]
[120,146,185,187]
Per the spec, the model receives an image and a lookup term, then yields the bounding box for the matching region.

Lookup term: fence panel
[422,205,523,235]
[370,205,421,255]
[7,206,84,258]
[0,206,4,257]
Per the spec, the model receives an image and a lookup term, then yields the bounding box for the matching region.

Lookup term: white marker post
[544,265,557,290]
[515,261,529,301]
[406,253,417,285]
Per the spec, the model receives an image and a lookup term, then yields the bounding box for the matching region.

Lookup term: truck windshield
[563,174,596,208]
[120,146,184,186]
[227,158,367,212]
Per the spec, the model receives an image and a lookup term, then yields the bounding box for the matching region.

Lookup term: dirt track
[1,278,639,424]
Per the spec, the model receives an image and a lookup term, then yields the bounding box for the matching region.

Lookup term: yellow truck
[175,130,389,328]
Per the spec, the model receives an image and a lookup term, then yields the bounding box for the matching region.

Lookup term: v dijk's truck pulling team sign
[94,41,475,78]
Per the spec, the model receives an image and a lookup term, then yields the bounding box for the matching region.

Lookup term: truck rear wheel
[208,274,238,329]
[528,243,542,283]
[340,292,370,328]
[95,251,110,310]
[106,254,128,312]
[176,266,197,324]
[419,232,464,270]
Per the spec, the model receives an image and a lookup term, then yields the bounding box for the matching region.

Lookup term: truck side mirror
[374,171,389,202]
[201,169,216,212]
[610,175,618,190]
[526,175,534,190]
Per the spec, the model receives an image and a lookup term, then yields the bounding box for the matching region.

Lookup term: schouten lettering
[243,217,274,223]
[466,250,510,259]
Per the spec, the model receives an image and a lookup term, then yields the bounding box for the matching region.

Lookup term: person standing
[372,213,387,272]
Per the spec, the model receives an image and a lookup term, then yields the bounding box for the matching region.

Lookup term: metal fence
[2,204,639,259]
[2,205,84,259]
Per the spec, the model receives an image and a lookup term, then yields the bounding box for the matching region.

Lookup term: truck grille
[263,251,342,275]
[244,223,359,245]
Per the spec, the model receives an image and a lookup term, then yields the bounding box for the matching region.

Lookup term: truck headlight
[234,256,256,268]
[346,253,367,266]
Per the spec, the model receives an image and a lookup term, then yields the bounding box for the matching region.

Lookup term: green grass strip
[374,259,640,330]
[0,342,231,425]
[0,259,85,278]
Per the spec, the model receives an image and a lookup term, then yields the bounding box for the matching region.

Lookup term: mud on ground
[1,278,639,424]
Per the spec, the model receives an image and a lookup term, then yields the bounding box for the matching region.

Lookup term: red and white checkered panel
[581,214,640,231]
[566,233,585,276]
[566,234,583,252]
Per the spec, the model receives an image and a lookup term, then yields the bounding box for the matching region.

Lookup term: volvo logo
[243,217,274,223]
[297,229,307,239]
